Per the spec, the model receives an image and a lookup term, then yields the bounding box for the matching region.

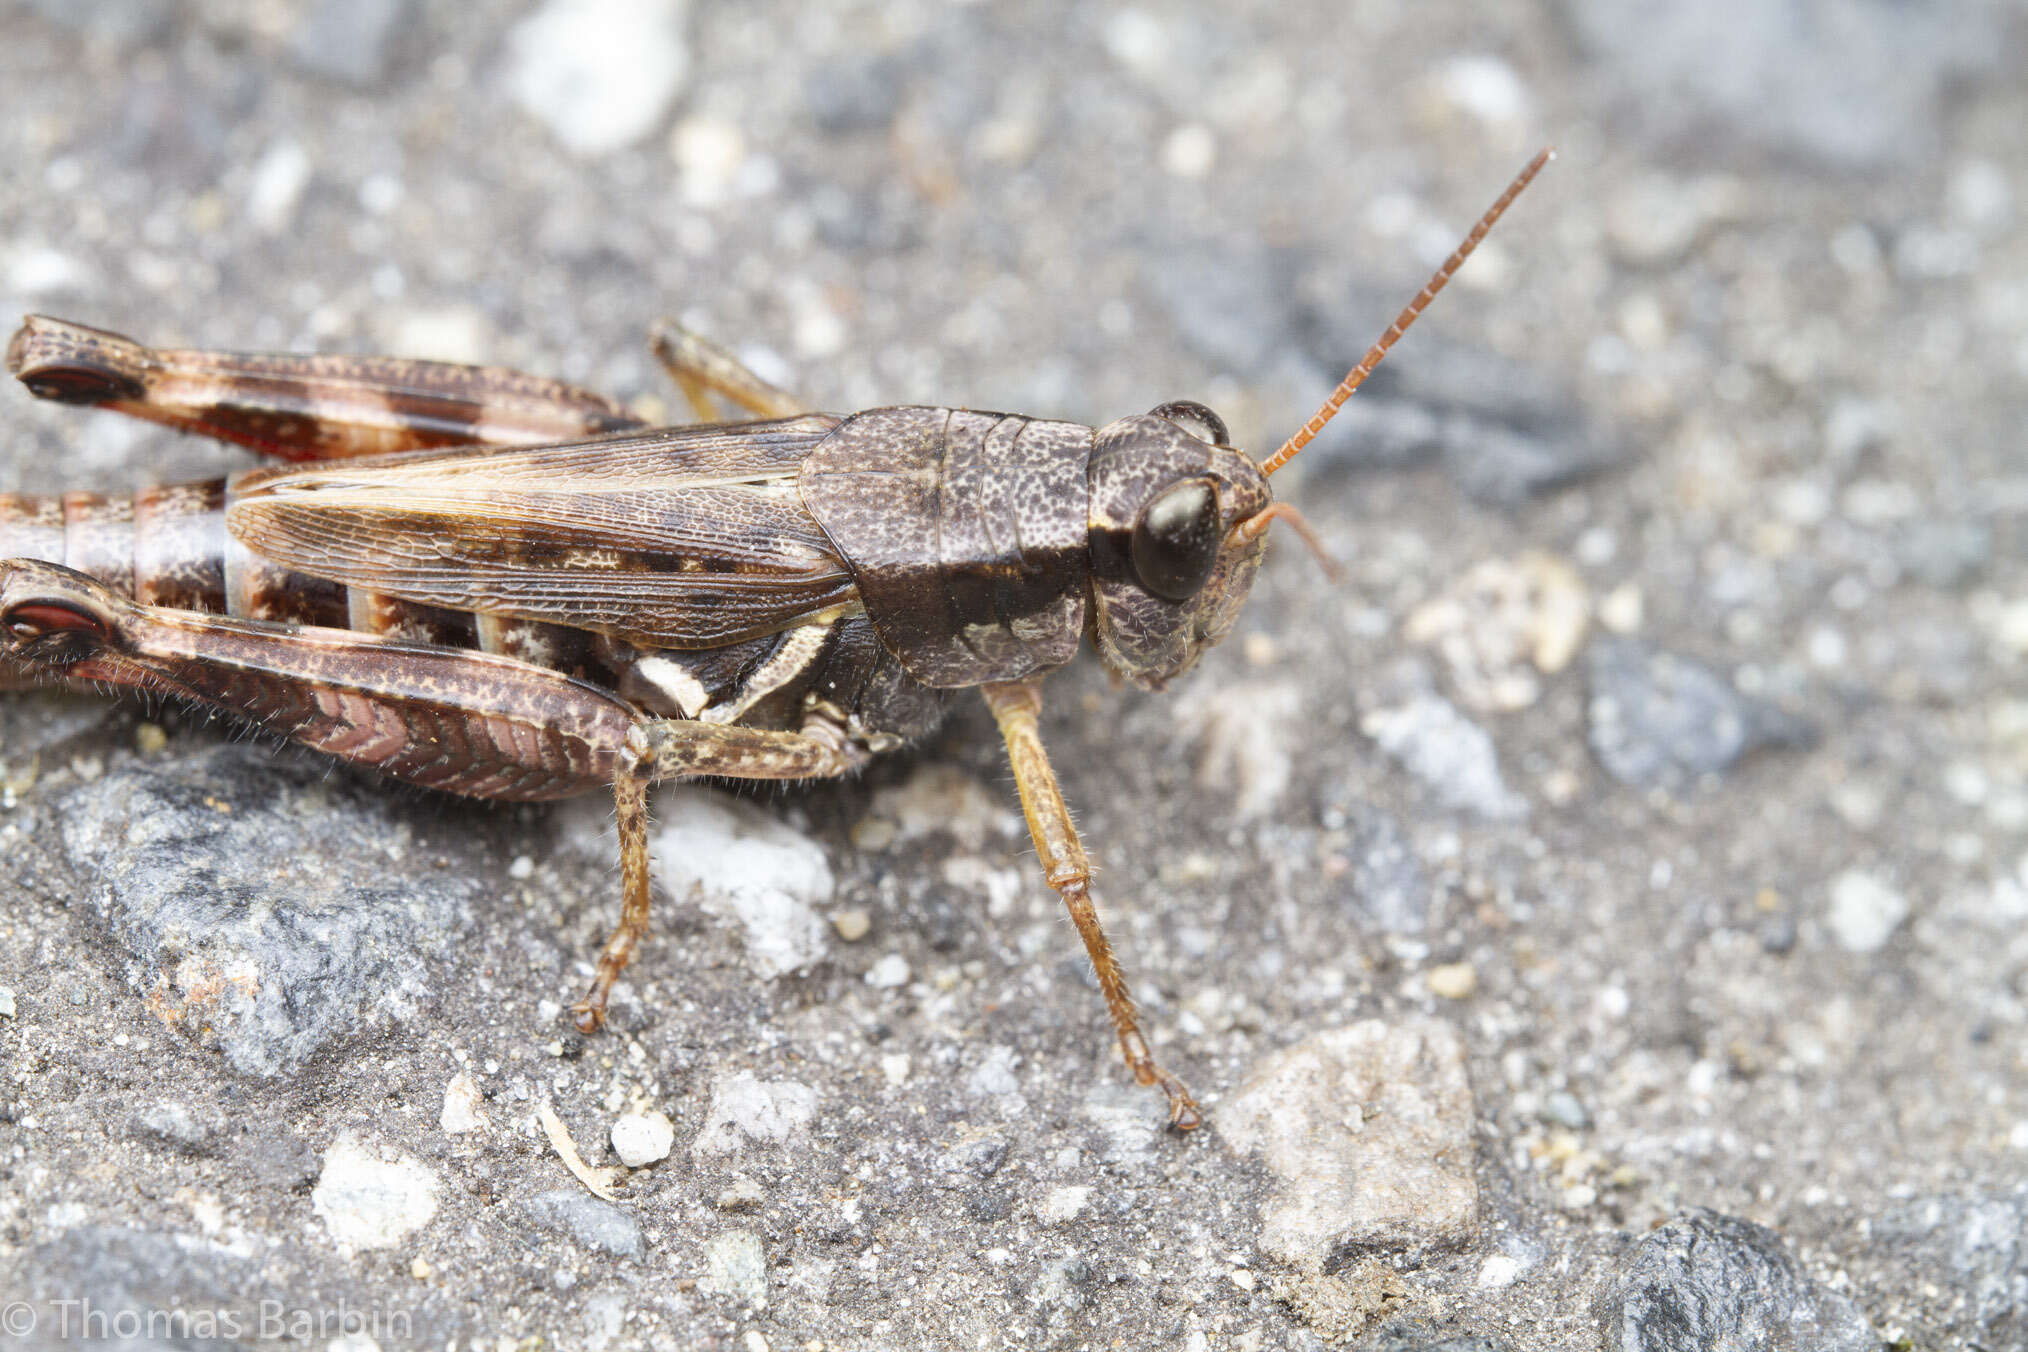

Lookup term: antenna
[1259,146,1554,478]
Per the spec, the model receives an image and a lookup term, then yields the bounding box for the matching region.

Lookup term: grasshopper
[1,151,1549,1128]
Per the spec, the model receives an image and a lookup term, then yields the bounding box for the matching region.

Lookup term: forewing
[226,415,860,648]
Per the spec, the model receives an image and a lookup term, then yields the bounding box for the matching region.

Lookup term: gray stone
[49,747,484,1077]
[1895,518,1991,590]
[1362,694,1529,821]
[1874,1188,2028,1345]
[1143,240,1303,379]
[520,1189,645,1260]
[1558,0,1998,168]
[1297,333,1617,505]
[22,0,170,42]
[700,1229,767,1308]
[288,0,411,86]
[805,53,905,133]
[1216,1019,1478,1266]
[127,1100,221,1156]
[1329,806,1430,935]
[1585,638,1816,790]
[1600,1208,1876,1352]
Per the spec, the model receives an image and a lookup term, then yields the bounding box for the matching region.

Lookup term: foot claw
[569,996,605,1035]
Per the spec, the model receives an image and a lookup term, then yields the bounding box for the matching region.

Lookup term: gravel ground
[2,2,2025,1349]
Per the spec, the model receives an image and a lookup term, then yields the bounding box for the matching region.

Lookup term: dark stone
[1600,1208,1875,1352]
[1585,638,1816,790]
[937,1137,1009,1185]
[1296,333,1618,506]
[52,746,486,1077]
[7,1225,459,1348]
[519,1189,646,1260]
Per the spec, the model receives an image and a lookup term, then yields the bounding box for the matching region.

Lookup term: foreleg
[982,678,1202,1130]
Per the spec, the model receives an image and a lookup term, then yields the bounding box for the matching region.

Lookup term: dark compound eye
[1130,477,1222,602]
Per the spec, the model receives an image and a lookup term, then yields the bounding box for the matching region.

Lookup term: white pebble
[610,1110,675,1168]
[440,1072,487,1135]
[1160,123,1217,179]
[693,1073,818,1156]
[247,139,312,235]
[1039,1185,1091,1224]
[1827,871,1909,954]
[505,0,690,156]
[653,787,833,979]
[865,953,911,989]
[312,1134,440,1250]
[1477,1253,1523,1288]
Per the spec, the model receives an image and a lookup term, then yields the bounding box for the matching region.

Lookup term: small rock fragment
[865,953,911,989]
[1328,806,1430,935]
[521,1189,645,1260]
[1585,638,1815,790]
[715,1176,765,1212]
[1363,695,1528,821]
[289,0,410,86]
[1826,870,1909,954]
[1216,1019,1477,1265]
[0,986,14,1018]
[1425,962,1478,1000]
[504,0,691,156]
[440,1072,486,1135]
[55,747,484,1077]
[831,907,872,942]
[1040,1185,1092,1224]
[866,764,1021,849]
[652,787,832,979]
[1406,554,1590,711]
[127,1100,219,1156]
[693,1073,819,1155]
[312,1134,440,1250]
[610,1111,675,1168]
[701,1229,768,1308]
[1600,1208,1875,1352]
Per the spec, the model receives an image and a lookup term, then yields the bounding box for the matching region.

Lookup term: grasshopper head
[1085,148,1554,692]
[1085,402,1272,690]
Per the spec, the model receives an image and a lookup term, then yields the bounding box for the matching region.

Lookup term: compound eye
[1147,400,1230,447]
[1130,477,1222,602]
[3,599,108,642]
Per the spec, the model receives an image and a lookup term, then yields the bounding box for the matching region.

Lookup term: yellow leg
[982,679,1202,1130]
[648,320,806,421]
[571,717,863,1032]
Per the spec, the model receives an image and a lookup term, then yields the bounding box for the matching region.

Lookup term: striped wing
[226,415,860,649]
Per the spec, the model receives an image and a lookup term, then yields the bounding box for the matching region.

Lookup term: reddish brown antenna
[1259,146,1554,478]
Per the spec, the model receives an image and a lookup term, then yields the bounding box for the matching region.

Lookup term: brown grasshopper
[0,151,1549,1128]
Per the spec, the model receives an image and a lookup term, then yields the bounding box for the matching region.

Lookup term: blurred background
[2,1,2025,1348]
